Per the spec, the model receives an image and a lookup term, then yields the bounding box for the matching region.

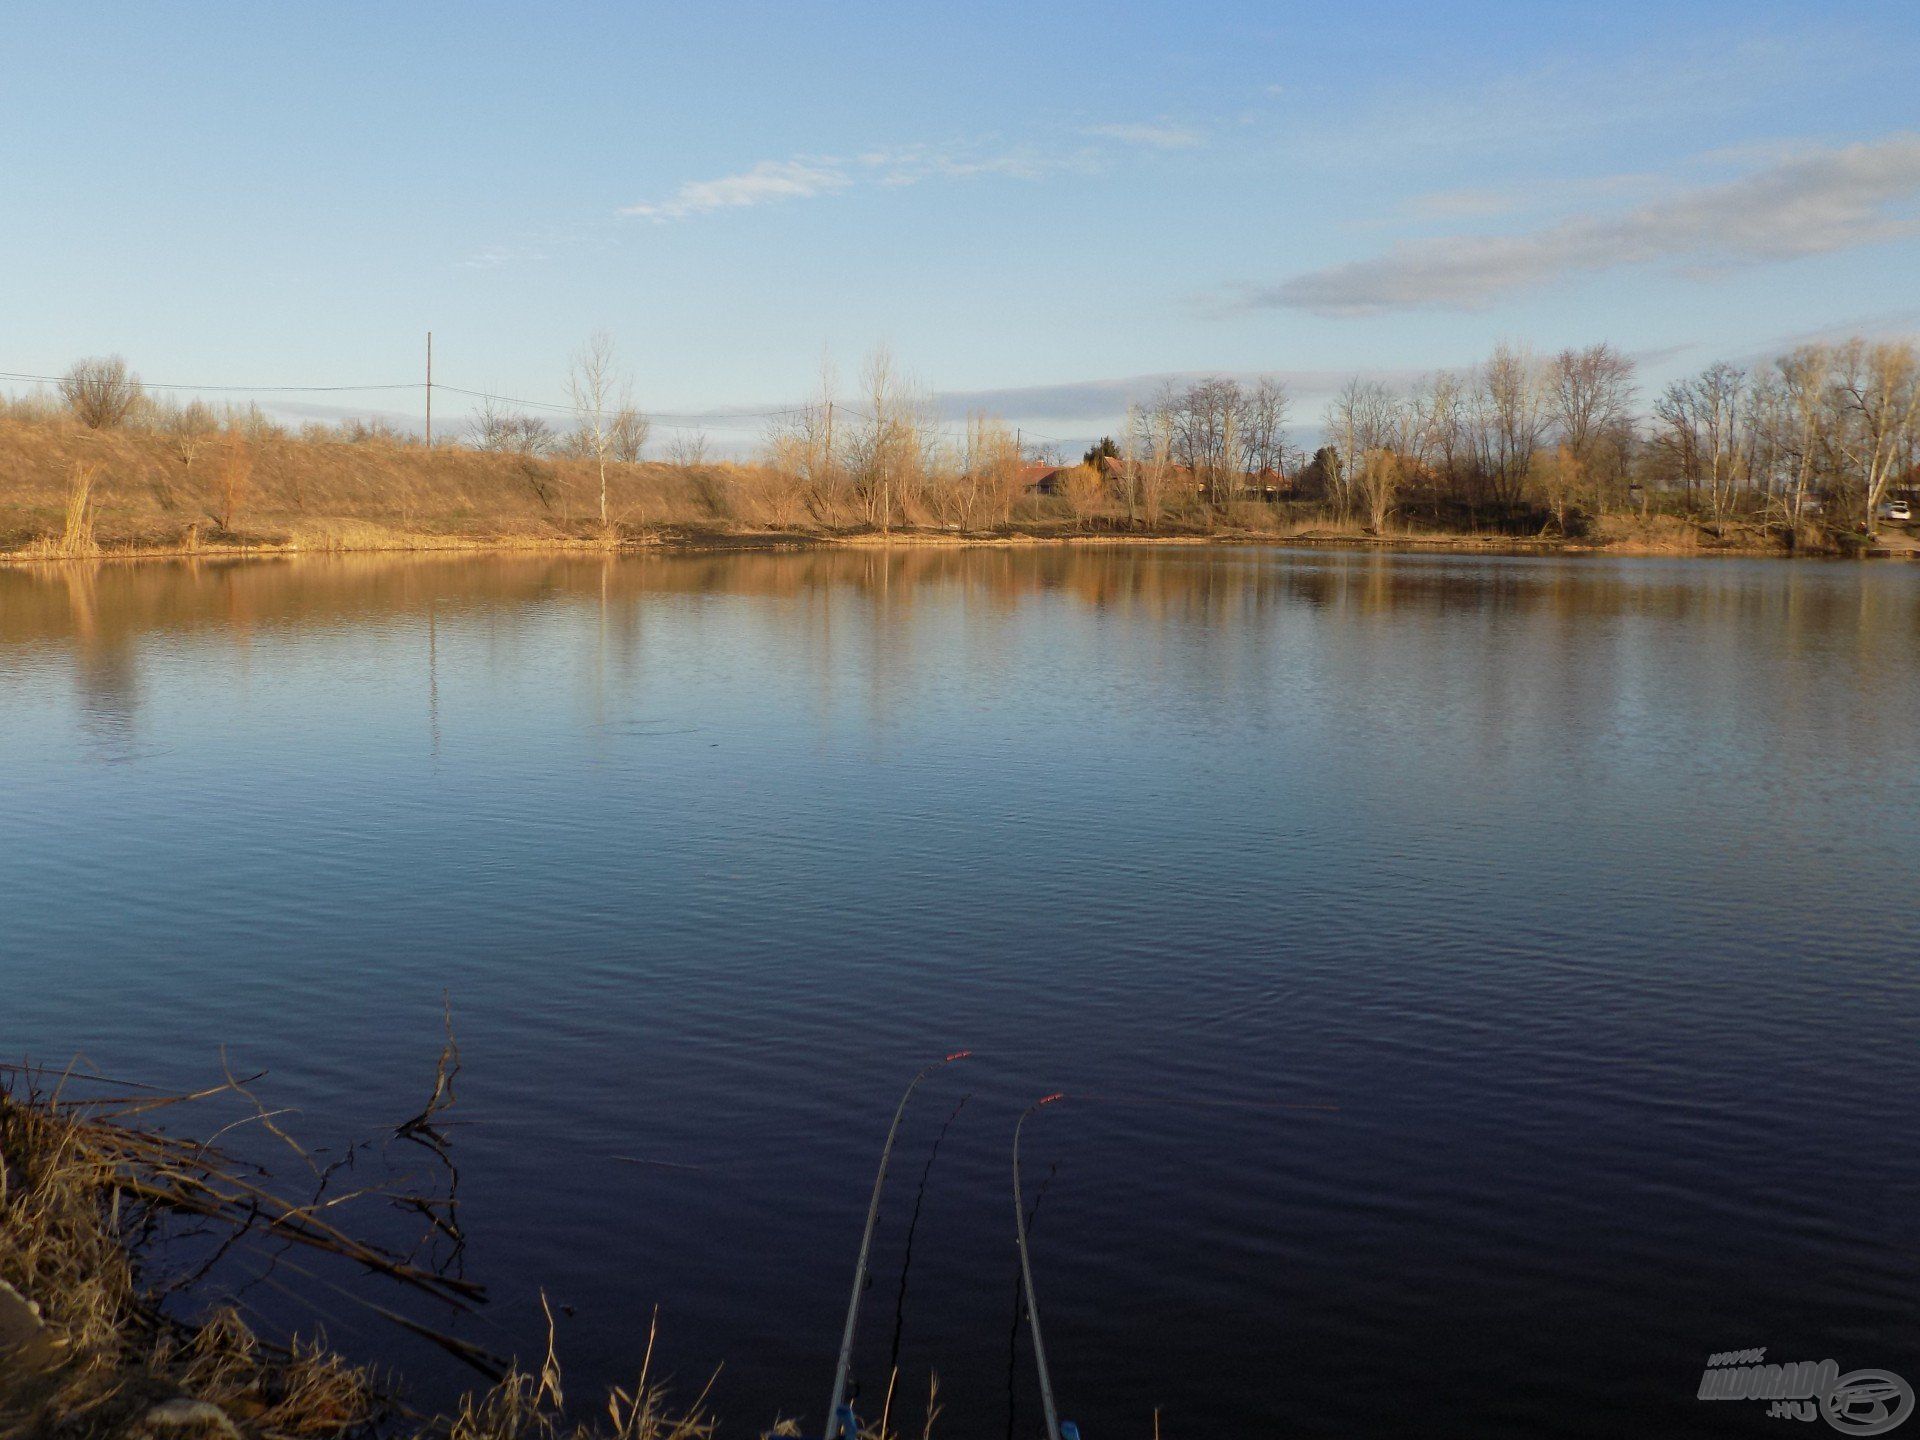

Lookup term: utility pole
[424,332,433,450]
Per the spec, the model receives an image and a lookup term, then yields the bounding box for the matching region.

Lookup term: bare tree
[1240,378,1292,480]
[1119,407,1141,525]
[1654,363,1749,521]
[665,429,726,517]
[1547,344,1635,462]
[846,345,931,532]
[470,396,554,455]
[1162,376,1238,502]
[1546,343,1636,516]
[1328,379,1398,519]
[764,353,845,521]
[166,401,220,472]
[60,356,144,429]
[1060,461,1107,528]
[469,396,510,451]
[959,413,1023,529]
[665,428,710,470]
[1414,370,1470,506]
[1129,402,1175,524]
[608,407,650,464]
[1141,376,1292,511]
[209,431,253,532]
[567,330,633,528]
[1474,344,1547,509]
[1835,338,1920,534]
[1773,345,1836,525]
[1356,448,1403,533]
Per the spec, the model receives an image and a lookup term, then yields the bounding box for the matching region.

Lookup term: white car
[1880,499,1912,523]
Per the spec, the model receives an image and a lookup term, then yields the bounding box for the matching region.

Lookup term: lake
[4,545,1918,1437]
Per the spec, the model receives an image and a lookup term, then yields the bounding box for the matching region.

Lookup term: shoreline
[3,521,1908,567]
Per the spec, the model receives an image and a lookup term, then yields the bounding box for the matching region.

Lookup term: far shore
[4,519,1915,567]
[8,405,1915,568]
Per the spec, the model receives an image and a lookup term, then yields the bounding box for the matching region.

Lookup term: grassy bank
[0,418,1884,565]
[0,1067,824,1440]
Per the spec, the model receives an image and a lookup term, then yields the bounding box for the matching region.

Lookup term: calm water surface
[4,547,1918,1437]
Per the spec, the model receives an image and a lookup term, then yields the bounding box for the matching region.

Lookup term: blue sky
[5,1,1919,449]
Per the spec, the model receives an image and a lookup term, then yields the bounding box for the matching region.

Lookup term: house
[1020,462,1070,494]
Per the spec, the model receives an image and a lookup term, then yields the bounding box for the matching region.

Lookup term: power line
[429,384,805,431]
[0,365,1099,442]
[0,367,815,433]
[0,369,421,395]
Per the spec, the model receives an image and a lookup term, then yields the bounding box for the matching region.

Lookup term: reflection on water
[4,546,1919,1438]
[8,547,1919,760]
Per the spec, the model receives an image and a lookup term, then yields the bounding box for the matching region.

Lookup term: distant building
[1020,462,1070,494]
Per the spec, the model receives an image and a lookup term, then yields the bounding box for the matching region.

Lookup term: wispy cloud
[1302,29,1871,165]
[1082,121,1204,151]
[1399,188,1516,221]
[1371,171,1666,231]
[616,123,1183,224]
[930,366,1432,424]
[619,158,853,221]
[459,242,554,270]
[1228,132,1920,317]
[860,143,1063,185]
[1730,309,1920,366]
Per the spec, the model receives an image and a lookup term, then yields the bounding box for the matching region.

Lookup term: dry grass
[0,1067,732,1440]
[0,418,840,557]
[0,1068,387,1437]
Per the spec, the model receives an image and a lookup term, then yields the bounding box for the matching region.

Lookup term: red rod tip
[1038,1092,1066,1106]
[944,1050,973,1062]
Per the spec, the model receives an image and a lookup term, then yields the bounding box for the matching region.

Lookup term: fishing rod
[1013,1093,1080,1440]
[823,1050,972,1440]
[1009,1083,1329,1439]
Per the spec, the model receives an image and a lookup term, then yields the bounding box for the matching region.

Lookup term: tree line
[1118,339,1918,537]
[14,334,1920,541]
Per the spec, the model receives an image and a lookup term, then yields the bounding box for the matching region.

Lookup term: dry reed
[59,463,100,557]
[0,1062,731,1440]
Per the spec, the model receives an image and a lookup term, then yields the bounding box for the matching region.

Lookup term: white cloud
[1234,132,1920,317]
[1400,188,1517,221]
[615,123,1183,224]
[619,159,852,221]
[1082,122,1203,151]
[857,143,1066,185]
[616,145,1066,222]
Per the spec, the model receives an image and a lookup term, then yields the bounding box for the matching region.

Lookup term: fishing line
[1002,1086,1330,1439]
[886,1092,971,1379]
[823,1050,971,1440]
[1061,1087,1338,1115]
